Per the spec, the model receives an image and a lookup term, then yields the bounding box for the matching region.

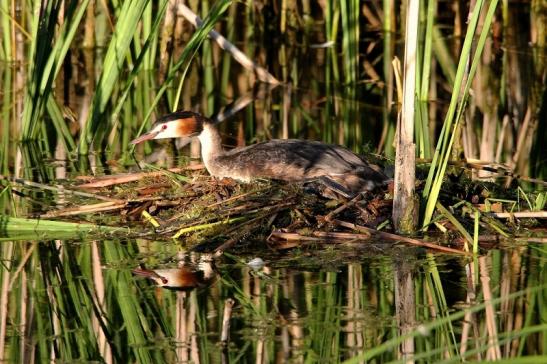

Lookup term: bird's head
[131,110,205,144]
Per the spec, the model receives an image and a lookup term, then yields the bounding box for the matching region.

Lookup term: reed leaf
[422,0,500,227]
[104,0,170,154]
[21,0,90,140]
[78,0,150,154]
[0,215,123,236]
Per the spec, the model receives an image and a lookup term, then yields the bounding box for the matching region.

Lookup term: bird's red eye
[161,124,167,130]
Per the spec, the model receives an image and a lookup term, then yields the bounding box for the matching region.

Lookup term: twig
[77,166,203,188]
[207,186,272,208]
[0,175,120,202]
[312,231,371,240]
[172,216,248,239]
[40,201,127,218]
[331,219,472,256]
[268,231,323,242]
[515,237,547,243]
[323,194,362,222]
[177,4,280,85]
[487,211,547,219]
[268,230,371,242]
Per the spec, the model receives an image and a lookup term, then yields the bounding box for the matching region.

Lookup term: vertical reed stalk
[422,0,500,227]
[340,0,358,83]
[416,0,435,159]
[379,0,396,157]
[78,0,149,155]
[393,0,419,233]
[201,0,215,114]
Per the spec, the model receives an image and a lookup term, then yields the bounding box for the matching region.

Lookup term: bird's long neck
[197,121,224,170]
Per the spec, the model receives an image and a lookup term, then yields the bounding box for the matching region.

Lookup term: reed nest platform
[30,165,546,256]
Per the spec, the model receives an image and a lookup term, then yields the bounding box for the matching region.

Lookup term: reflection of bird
[132,264,216,290]
[131,110,390,197]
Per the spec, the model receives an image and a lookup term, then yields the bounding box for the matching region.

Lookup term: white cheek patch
[153,124,177,139]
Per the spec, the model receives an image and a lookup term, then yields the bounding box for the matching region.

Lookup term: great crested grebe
[131,110,389,197]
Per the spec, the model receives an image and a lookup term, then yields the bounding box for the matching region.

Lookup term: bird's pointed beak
[132,268,168,284]
[132,268,161,279]
[130,131,160,145]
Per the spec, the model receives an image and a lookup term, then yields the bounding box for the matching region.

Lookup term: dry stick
[268,231,323,242]
[323,194,362,222]
[41,195,171,218]
[207,186,273,208]
[488,211,547,219]
[220,298,235,344]
[0,175,120,202]
[77,166,203,188]
[168,200,294,237]
[177,4,280,85]
[313,231,371,240]
[40,201,128,218]
[269,231,371,241]
[331,219,472,256]
[516,237,547,243]
[506,106,532,187]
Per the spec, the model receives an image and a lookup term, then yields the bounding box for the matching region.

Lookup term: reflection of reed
[91,240,113,363]
[395,259,415,363]
[1,242,546,362]
[0,241,14,362]
[175,291,188,363]
[345,263,364,361]
[479,256,502,360]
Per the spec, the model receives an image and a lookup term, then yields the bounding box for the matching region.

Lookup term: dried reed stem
[177,4,280,85]
[392,0,419,233]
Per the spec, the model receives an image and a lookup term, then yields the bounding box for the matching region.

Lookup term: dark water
[2,233,543,363]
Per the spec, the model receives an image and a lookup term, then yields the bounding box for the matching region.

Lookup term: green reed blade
[171,0,232,111]
[78,0,150,155]
[46,96,76,151]
[0,215,124,236]
[21,0,90,140]
[422,0,500,227]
